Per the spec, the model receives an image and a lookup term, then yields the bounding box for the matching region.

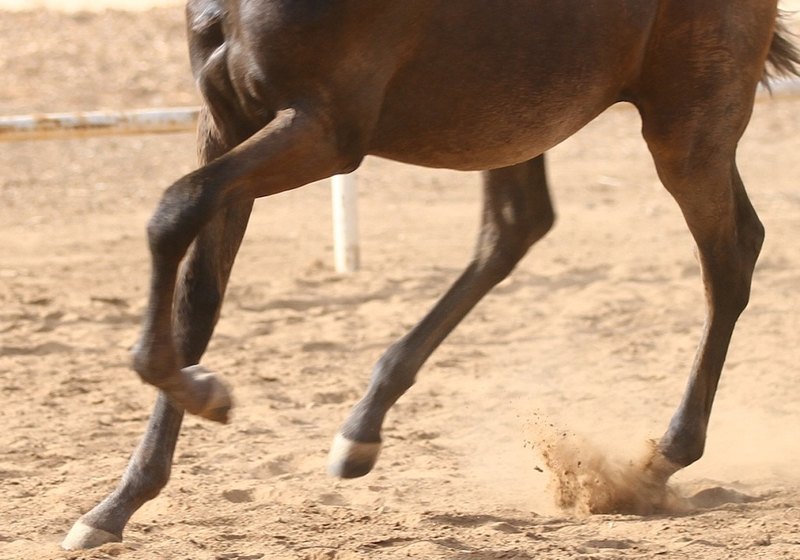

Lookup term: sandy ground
[1,5,799,560]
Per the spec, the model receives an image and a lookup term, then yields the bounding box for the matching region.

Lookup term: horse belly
[368,1,656,170]
[369,87,617,171]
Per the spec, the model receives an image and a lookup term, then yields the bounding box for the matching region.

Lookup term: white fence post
[331,173,360,274]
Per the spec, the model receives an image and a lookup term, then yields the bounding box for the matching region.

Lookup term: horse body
[369,1,654,169]
[63,0,799,549]
[198,0,655,169]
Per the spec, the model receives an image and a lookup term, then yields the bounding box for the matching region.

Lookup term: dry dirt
[1,5,799,560]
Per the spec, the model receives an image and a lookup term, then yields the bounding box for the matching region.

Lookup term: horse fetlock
[61,519,121,551]
[327,433,382,479]
[643,443,683,484]
[658,428,706,469]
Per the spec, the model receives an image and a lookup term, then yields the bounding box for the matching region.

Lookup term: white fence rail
[0,107,199,142]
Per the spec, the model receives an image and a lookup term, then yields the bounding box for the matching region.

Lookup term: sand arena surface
[1,4,799,560]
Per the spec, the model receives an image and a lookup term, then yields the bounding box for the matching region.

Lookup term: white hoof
[327,433,382,479]
[61,520,120,550]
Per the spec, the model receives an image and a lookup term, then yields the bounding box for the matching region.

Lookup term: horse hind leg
[650,154,763,474]
[63,110,254,549]
[636,82,765,483]
[329,154,555,478]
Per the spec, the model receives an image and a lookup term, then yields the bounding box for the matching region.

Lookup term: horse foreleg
[62,198,256,549]
[62,394,183,549]
[63,110,255,549]
[66,103,365,546]
[130,105,359,423]
[329,154,555,478]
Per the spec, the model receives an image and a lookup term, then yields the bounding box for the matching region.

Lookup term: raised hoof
[181,365,233,424]
[327,433,382,479]
[61,520,121,550]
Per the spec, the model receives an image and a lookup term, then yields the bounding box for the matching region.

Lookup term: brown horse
[63,0,799,549]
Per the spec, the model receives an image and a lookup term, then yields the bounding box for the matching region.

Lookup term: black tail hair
[763,12,800,88]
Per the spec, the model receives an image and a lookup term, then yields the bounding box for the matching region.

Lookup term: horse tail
[762,12,800,88]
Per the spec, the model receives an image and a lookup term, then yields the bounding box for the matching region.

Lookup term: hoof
[327,433,381,479]
[182,365,232,424]
[62,520,121,550]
